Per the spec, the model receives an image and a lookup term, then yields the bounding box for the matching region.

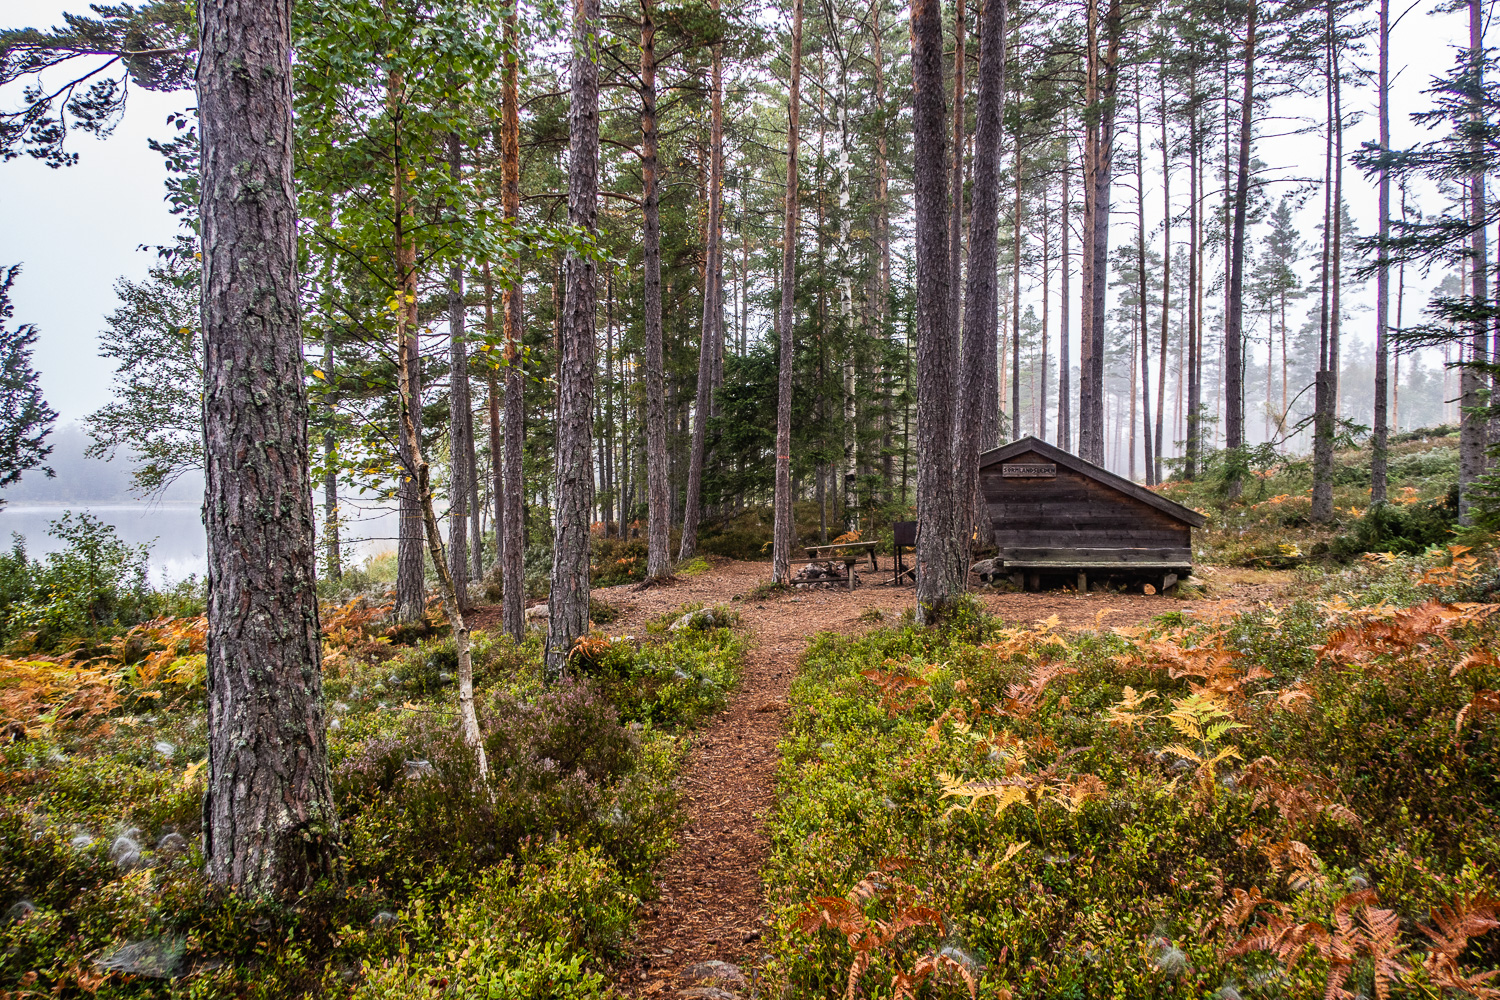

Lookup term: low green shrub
[0,513,202,651]
[763,595,1500,999]
[0,605,745,998]
[1328,487,1460,559]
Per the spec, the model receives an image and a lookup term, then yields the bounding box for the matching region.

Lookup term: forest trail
[575,558,1284,998]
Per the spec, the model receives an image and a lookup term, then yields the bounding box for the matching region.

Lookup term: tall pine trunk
[955,0,1008,561]
[1459,0,1489,521]
[1155,68,1171,481]
[1059,144,1071,451]
[1133,66,1153,485]
[1311,8,1337,523]
[771,0,803,585]
[545,0,600,679]
[200,0,338,895]
[641,0,671,578]
[679,1,723,562]
[447,133,472,609]
[1185,73,1201,480]
[1371,0,1391,502]
[912,0,963,620]
[949,0,965,342]
[1223,0,1256,499]
[392,65,425,622]
[322,327,341,578]
[483,261,503,580]
[499,0,526,638]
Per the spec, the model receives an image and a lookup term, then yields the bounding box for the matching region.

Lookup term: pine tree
[0,265,57,500]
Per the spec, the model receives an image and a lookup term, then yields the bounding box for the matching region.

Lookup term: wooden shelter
[977,436,1206,592]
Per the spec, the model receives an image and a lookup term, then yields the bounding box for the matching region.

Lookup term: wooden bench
[802,540,880,592]
[993,546,1191,594]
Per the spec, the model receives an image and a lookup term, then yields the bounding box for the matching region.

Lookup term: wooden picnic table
[802,540,879,592]
[803,539,880,570]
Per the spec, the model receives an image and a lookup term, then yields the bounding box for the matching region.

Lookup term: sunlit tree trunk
[1459,0,1489,521]
[1156,65,1171,481]
[1059,139,1071,451]
[1134,65,1152,485]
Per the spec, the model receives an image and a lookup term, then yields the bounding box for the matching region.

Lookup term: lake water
[0,502,403,587]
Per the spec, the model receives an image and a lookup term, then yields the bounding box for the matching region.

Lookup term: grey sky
[0,0,1483,431]
[4,0,193,423]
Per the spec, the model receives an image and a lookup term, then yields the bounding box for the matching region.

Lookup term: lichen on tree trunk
[198,0,338,897]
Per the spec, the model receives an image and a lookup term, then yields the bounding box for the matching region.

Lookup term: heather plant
[0,606,744,997]
[764,563,1500,998]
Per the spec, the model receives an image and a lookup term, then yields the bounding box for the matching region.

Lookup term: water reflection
[0,502,404,587]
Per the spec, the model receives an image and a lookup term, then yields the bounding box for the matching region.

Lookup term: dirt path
[584,559,1284,998]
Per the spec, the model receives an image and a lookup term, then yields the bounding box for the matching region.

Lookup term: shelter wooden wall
[980,448,1191,564]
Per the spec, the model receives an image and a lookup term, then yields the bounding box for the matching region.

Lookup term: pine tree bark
[912,0,963,621]
[1223,0,1256,499]
[199,0,338,897]
[1156,68,1171,482]
[873,1,895,498]
[1080,0,1120,466]
[1011,112,1023,436]
[1040,186,1050,441]
[447,133,472,609]
[1134,66,1153,485]
[772,0,803,585]
[393,66,425,621]
[955,0,1007,562]
[680,0,723,562]
[640,0,671,578]
[499,0,526,638]
[949,0,965,343]
[545,0,600,680]
[1311,10,1337,523]
[1185,73,1201,480]
[483,261,504,576]
[1459,0,1489,522]
[1371,0,1390,503]
[322,326,341,578]
[1059,146,1071,451]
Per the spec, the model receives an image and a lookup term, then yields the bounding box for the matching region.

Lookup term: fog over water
[0,428,405,585]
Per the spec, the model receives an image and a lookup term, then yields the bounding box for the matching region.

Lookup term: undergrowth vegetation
[1157,429,1470,569]
[765,545,1500,998]
[0,599,742,998]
